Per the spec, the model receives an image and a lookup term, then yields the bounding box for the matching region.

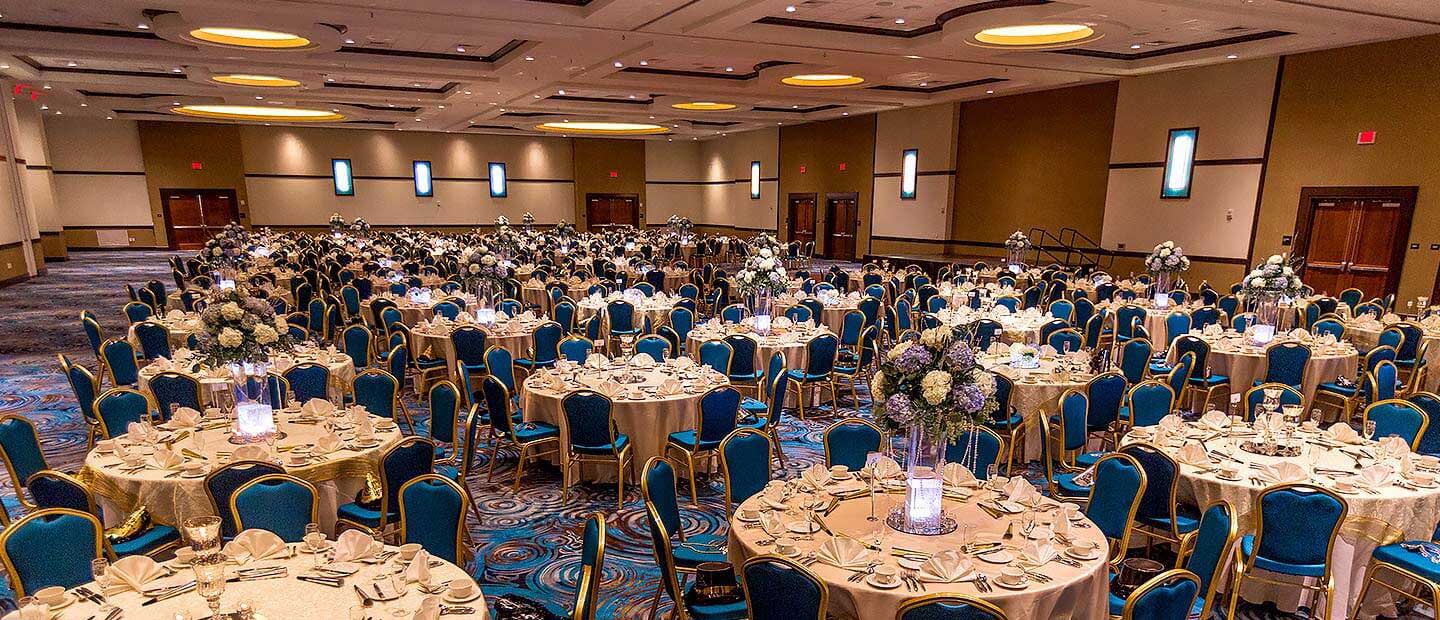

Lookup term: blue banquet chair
[1256,341,1312,391]
[642,457,740,620]
[636,335,671,363]
[1117,569,1201,620]
[230,473,320,542]
[0,508,104,597]
[282,362,331,403]
[786,333,840,420]
[1084,452,1148,564]
[1115,338,1153,386]
[1117,443,1199,545]
[148,371,203,419]
[742,554,826,620]
[665,386,741,504]
[823,418,884,470]
[719,428,771,516]
[336,437,435,537]
[100,338,140,387]
[698,339,734,376]
[94,387,155,439]
[517,321,564,372]
[481,376,559,492]
[945,426,1003,480]
[353,368,411,431]
[398,474,472,566]
[1355,519,1440,620]
[485,345,517,394]
[561,391,634,510]
[1363,399,1429,449]
[559,335,594,364]
[27,470,181,558]
[1243,383,1304,422]
[896,594,1008,620]
[0,414,50,512]
[1226,484,1348,620]
[1119,380,1176,429]
[132,320,172,360]
[205,460,285,539]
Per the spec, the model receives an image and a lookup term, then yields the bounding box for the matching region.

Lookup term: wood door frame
[583,192,640,230]
[784,192,818,245]
[159,187,240,250]
[1292,185,1417,297]
[824,192,860,261]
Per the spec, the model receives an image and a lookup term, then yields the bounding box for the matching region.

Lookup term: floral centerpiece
[734,244,787,321]
[494,215,510,229]
[1242,254,1304,343]
[328,213,346,234]
[871,326,998,534]
[200,224,247,274]
[462,245,507,305]
[348,217,371,236]
[555,220,576,237]
[1144,241,1190,304]
[195,289,293,366]
[1004,231,1030,269]
[521,212,535,230]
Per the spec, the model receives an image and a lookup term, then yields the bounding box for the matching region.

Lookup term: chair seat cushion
[111,525,181,557]
[673,533,728,568]
[1140,503,1201,535]
[737,416,766,430]
[514,358,557,369]
[1189,374,1229,386]
[436,464,461,483]
[336,502,396,527]
[514,422,560,443]
[1371,542,1440,583]
[573,433,630,455]
[1074,451,1107,468]
[1052,472,1089,498]
[986,411,1025,430]
[668,431,721,451]
[681,582,748,620]
[1317,382,1358,397]
[1239,534,1327,577]
[415,357,448,369]
[740,398,768,414]
[1149,363,1173,375]
[787,369,830,382]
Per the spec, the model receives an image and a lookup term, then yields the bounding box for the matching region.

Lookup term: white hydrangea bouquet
[735,245,788,297]
[196,289,293,365]
[463,244,507,286]
[1242,254,1304,297]
[1004,231,1031,252]
[494,215,511,229]
[872,326,998,441]
[1144,241,1190,273]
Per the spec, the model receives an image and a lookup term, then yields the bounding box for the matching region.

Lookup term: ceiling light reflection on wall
[171,104,343,122]
[534,122,668,135]
[211,74,301,87]
[781,74,865,87]
[972,23,1097,48]
[189,27,313,49]
[671,102,736,111]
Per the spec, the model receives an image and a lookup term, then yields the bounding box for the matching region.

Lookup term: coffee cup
[287,454,308,467]
[873,565,898,585]
[1070,539,1099,556]
[739,506,761,520]
[1220,465,1240,478]
[183,462,207,476]
[1060,503,1082,520]
[304,532,326,550]
[999,566,1027,586]
[398,543,422,561]
[1412,473,1436,486]
[446,581,474,599]
[775,538,798,556]
[829,465,849,478]
[1302,420,1319,431]
[34,586,66,606]
[1419,455,1440,468]
[123,454,144,468]
[95,440,115,453]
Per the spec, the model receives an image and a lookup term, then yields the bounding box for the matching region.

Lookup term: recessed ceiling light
[171,67,183,73]
[781,73,865,87]
[106,115,113,119]
[524,56,535,61]
[972,24,1097,47]
[39,105,48,110]
[841,112,848,115]
[725,66,734,72]
[464,91,472,95]
[785,5,796,11]
[985,90,994,94]
[344,39,355,44]
[792,104,799,109]
[255,96,264,100]
[1130,44,1142,49]
[919,82,928,87]
[415,118,422,122]
[639,60,648,66]
[613,61,623,68]
[895,18,906,24]
[190,27,314,50]
[533,94,541,98]
[557,89,566,95]
[55,111,62,115]
[213,74,301,88]
[456,45,466,52]
[534,121,667,135]
[326,77,335,82]
[0,64,9,69]
[80,103,87,107]
[172,101,180,105]
[904,55,923,59]
[1226,54,1239,59]
[672,102,737,111]
[42,84,51,89]
[137,23,150,30]
[171,104,344,122]
[66,61,78,67]
[628,94,636,99]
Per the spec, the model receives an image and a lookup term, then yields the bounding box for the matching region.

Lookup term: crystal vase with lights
[1252,292,1281,344]
[229,361,278,444]
[750,290,773,335]
[1152,271,1172,308]
[887,425,957,536]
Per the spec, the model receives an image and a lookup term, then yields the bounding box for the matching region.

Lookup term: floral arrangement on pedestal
[462,245,507,300]
[1242,254,1304,298]
[201,223,247,270]
[749,232,783,257]
[195,289,294,366]
[494,215,511,229]
[328,213,346,234]
[1004,231,1031,268]
[871,326,998,534]
[1144,241,1190,274]
[348,217,371,236]
[734,246,788,298]
[666,215,694,238]
[521,212,535,229]
[555,220,576,237]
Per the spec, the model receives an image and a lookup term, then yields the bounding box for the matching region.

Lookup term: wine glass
[1310,408,1324,427]
[304,522,323,566]
[1365,420,1378,440]
[91,558,115,612]
[193,555,227,617]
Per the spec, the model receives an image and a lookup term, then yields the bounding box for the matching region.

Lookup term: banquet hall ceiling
[0,0,1434,139]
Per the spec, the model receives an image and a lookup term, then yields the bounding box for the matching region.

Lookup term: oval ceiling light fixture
[970,23,1099,48]
[780,73,865,87]
[534,121,668,135]
[188,26,315,49]
[171,104,343,122]
[210,74,302,88]
[670,102,737,111]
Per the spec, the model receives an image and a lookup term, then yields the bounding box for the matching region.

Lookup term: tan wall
[645,129,779,232]
[137,121,250,248]
[1256,34,1440,302]
[46,117,152,249]
[952,83,1117,259]
[779,115,877,256]
[871,103,957,255]
[572,138,647,229]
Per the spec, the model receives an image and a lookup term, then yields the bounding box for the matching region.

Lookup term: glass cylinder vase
[1152,271,1172,307]
[750,289,773,334]
[887,426,957,536]
[1252,292,1280,344]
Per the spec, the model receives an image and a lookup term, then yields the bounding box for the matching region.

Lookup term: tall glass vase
[1006,248,1024,271]
[887,426,957,535]
[1252,292,1280,344]
[1152,271,1172,307]
[750,289,773,335]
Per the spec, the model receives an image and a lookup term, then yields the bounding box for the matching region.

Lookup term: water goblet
[1365,420,1377,440]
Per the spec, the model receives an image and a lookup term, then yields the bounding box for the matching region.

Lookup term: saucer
[442,590,482,604]
[992,577,1029,590]
[353,438,381,448]
[1066,548,1101,561]
[180,469,208,478]
[830,472,854,481]
[1215,472,1242,481]
[897,557,925,570]
[1409,478,1439,489]
[735,512,763,524]
[37,593,75,610]
[787,521,820,534]
[976,550,1013,564]
[299,541,334,554]
[866,574,902,589]
[776,547,802,558]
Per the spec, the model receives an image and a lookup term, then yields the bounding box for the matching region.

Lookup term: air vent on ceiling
[861,15,886,21]
[364,37,395,47]
[1217,26,1253,33]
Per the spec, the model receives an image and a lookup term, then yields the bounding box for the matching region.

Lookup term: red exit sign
[191,161,203,170]
[608,170,618,178]
[1357,130,1377,145]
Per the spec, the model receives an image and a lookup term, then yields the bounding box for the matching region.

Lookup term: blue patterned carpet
[0,251,1343,619]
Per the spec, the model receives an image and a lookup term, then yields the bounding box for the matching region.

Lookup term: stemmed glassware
[90,558,115,613]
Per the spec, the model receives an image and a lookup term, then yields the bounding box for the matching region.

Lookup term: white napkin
[105,555,165,594]
[17,603,49,620]
[1258,462,1309,484]
[942,462,978,488]
[1005,477,1041,505]
[1158,415,1184,433]
[673,357,696,370]
[1177,443,1211,466]
[630,353,656,368]
[301,398,336,417]
[405,550,432,584]
[332,529,378,563]
[585,353,609,369]
[816,536,871,570]
[171,407,202,427]
[152,447,183,470]
[596,380,623,398]
[658,379,683,396]
[126,421,149,444]
[356,416,375,439]
[1052,514,1072,537]
[315,431,344,454]
[350,407,370,425]
[412,597,441,620]
[1357,464,1393,487]
[1023,541,1057,565]
[224,529,288,563]
[1289,328,1311,339]
[1200,410,1228,430]
[801,463,832,489]
[1380,435,1411,458]
[1327,423,1363,444]
[1202,323,1223,337]
[1039,344,1058,356]
[919,550,974,583]
[232,445,270,461]
[150,357,173,371]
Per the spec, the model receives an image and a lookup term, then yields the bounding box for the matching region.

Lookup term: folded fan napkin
[919,550,973,583]
[1327,422,1364,444]
[1383,313,1403,324]
[315,431,344,454]
[301,398,336,417]
[405,549,432,584]
[1258,462,1309,484]
[412,597,441,620]
[801,463,832,489]
[1039,344,1058,356]
[1052,514,1072,537]
[105,555,165,594]
[673,356,696,370]
[816,536,872,570]
[1023,541,1057,566]
[1177,443,1211,466]
[333,529,378,563]
[1380,435,1411,458]
[271,356,294,372]
[630,353,656,368]
[1005,477,1041,505]
[1202,323,1224,337]
[1158,415,1184,433]
[1289,328,1311,340]
[171,407,202,428]
[988,343,1007,355]
[152,447,184,470]
[150,357,173,371]
[658,379,683,396]
[17,602,48,620]
[942,462,978,488]
[867,455,903,481]
[773,316,793,329]
[224,528,287,563]
[355,416,375,439]
[759,509,787,534]
[232,445,270,461]
[585,353,609,369]
[126,421,150,444]
[1357,463,1393,487]
[1200,410,1229,430]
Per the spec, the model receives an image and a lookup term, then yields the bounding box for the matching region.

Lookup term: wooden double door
[161,188,240,250]
[585,193,639,230]
[1292,186,1417,299]
[785,192,858,261]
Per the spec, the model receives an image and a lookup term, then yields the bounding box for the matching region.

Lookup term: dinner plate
[1066,548,1101,561]
[443,590,483,604]
[897,557,926,570]
[976,550,1013,564]
[866,574,902,589]
[787,521,820,534]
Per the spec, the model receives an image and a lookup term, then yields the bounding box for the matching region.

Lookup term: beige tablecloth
[983,355,1091,458]
[576,299,677,334]
[139,350,357,406]
[45,543,486,620]
[128,313,204,350]
[79,411,401,532]
[729,490,1109,620]
[1198,338,1358,404]
[1345,322,1440,392]
[1123,425,1440,619]
[685,326,825,372]
[412,320,542,385]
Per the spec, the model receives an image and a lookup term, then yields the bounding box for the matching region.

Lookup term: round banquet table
[775,295,860,335]
[1194,335,1358,403]
[411,318,543,384]
[728,487,1109,619]
[28,543,487,620]
[1121,424,1440,619]
[1344,320,1440,392]
[129,312,204,350]
[980,354,1092,459]
[520,362,729,479]
[138,348,357,406]
[367,294,477,327]
[625,267,689,293]
[937,310,1048,346]
[685,325,830,372]
[576,297,677,332]
[78,407,402,533]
